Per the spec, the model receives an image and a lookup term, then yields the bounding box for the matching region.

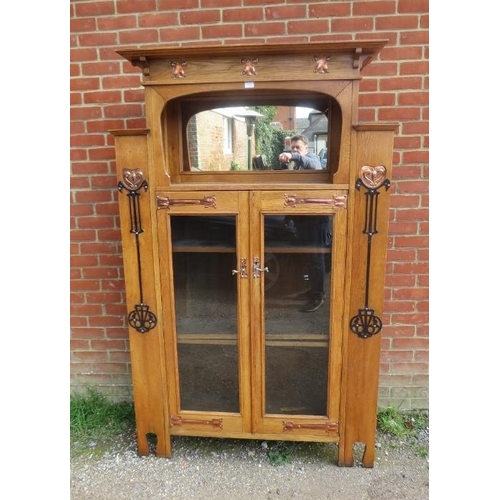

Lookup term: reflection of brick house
[273,106,296,131]
[301,112,328,155]
[187,108,250,171]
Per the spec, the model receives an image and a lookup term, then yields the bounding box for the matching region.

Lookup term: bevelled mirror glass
[186,105,328,172]
[164,90,342,177]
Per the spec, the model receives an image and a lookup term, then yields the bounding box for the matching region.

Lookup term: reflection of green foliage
[250,106,296,169]
[230,161,242,171]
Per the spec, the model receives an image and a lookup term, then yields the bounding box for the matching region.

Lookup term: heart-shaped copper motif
[360,165,386,189]
[122,168,145,191]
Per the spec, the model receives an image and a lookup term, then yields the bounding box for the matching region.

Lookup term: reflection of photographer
[284,215,332,312]
[278,134,322,170]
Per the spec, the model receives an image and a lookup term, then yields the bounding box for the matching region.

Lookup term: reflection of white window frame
[223,116,233,154]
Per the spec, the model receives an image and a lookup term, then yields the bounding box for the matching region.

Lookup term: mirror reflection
[186,106,328,172]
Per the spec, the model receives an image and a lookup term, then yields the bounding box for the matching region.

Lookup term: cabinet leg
[361,441,375,468]
[337,440,354,467]
[136,429,171,457]
[338,439,375,468]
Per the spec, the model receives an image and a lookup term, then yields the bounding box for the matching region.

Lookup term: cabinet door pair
[157,190,348,440]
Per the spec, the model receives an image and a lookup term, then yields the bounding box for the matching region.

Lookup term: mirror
[186,105,329,172]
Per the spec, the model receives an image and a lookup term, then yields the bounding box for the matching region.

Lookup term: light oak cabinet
[111,41,397,467]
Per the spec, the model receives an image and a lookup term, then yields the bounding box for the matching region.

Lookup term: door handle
[252,257,269,278]
[232,258,248,278]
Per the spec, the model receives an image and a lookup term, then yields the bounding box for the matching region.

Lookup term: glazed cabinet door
[156,191,252,437]
[250,190,347,440]
[156,189,347,441]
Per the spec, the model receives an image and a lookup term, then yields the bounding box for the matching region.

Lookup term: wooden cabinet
[111,42,397,467]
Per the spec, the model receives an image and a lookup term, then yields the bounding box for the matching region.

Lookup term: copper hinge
[282,420,338,433]
[157,195,217,210]
[170,416,223,429]
[283,194,347,210]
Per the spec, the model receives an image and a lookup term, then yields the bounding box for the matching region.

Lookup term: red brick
[398,0,429,13]
[244,0,282,5]
[203,24,243,39]
[70,77,101,91]
[400,30,429,45]
[116,0,156,14]
[98,15,137,31]
[385,275,416,287]
[126,117,148,129]
[159,26,200,42]
[395,208,428,221]
[393,236,429,248]
[91,339,127,350]
[401,121,428,134]
[89,315,125,328]
[103,104,143,119]
[70,362,91,374]
[71,48,98,62]
[86,291,123,303]
[87,119,126,132]
[376,15,418,30]
[72,162,110,175]
[245,22,286,37]
[71,134,106,148]
[109,351,133,363]
[387,248,416,261]
[359,93,396,107]
[402,150,428,164]
[119,29,159,44]
[265,5,306,20]
[287,19,328,35]
[71,17,97,32]
[74,1,115,17]
[380,45,424,61]
[309,3,350,17]
[393,288,428,300]
[71,328,106,339]
[201,0,239,6]
[223,8,264,22]
[159,0,199,8]
[380,107,421,121]
[389,194,422,208]
[393,136,423,150]
[92,363,129,373]
[330,17,373,31]
[381,350,414,363]
[78,32,118,47]
[82,62,121,76]
[399,91,428,106]
[181,10,221,24]
[71,340,90,350]
[71,106,103,121]
[384,300,416,313]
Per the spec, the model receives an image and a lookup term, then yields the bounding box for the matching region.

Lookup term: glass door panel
[171,215,239,413]
[263,215,333,416]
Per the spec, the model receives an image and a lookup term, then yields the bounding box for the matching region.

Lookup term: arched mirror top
[165,89,339,176]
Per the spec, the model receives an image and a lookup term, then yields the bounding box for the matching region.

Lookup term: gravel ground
[70,430,429,500]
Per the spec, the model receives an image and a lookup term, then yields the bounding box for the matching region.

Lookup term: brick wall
[70,0,429,409]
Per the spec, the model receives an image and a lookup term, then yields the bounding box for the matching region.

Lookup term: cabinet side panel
[113,131,170,457]
[339,127,395,467]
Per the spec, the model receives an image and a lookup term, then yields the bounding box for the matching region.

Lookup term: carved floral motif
[170,60,187,78]
[241,58,258,76]
[313,56,331,74]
